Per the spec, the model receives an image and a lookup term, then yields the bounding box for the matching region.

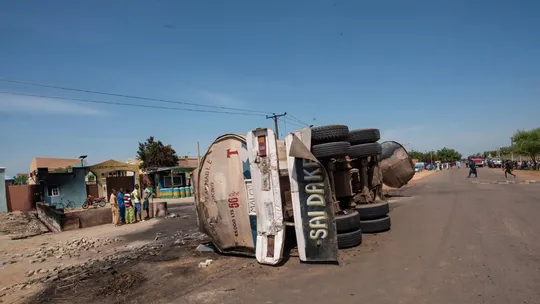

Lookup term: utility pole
[266,112,287,139]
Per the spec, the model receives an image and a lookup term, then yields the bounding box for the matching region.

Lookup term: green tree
[13,175,28,185]
[436,147,462,162]
[137,136,179,171]
[512,128,540,164]
[408,150,425,161]
[499,146,513,156]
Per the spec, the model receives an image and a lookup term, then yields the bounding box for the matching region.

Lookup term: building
[86,159,140,200]
[145,157,198,197]
[35,166,87,208]
[0,167,7,212]
[29,158,82,185]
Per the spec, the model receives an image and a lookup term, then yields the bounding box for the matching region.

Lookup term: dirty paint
[286,128,338,263]
[247,128,285,265]
[196,134,256,255]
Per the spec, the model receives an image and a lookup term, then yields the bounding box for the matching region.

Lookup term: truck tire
[312,141,351,159]
[350,142,382,158]
[311,125,349,144]
[360,216,391,233]
[338,229,363,249]
[335,210,361,234]
[347,128,380,145]
[356,202,389,221]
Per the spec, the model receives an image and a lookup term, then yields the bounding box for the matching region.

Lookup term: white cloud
[0,95,101,115]
[198,91,245,107]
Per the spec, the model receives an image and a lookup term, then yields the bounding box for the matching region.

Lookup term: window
[47,186,60,197]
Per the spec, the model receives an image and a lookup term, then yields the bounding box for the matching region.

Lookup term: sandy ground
[0,201,203,304]
[410,169,438,182]
[4,168,539,303]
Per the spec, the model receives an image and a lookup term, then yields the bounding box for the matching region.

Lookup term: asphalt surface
[196,168,540,304]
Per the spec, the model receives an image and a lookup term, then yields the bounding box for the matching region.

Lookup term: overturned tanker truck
[192,125,415,265]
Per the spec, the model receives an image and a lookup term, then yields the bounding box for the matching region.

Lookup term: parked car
[415,162,425,172]
[492,159,502,168]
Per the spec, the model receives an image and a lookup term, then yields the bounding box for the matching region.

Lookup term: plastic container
[180,187,186,198]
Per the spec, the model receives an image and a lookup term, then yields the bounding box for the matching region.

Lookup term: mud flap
[195,134,257,256]
[285,128,339,263]
[247,128,285,265]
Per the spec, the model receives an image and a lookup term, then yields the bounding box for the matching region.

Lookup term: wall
[0,168,7,212]
[36,202,63,232]
[41,167,87,208]
[6,185,38,212]
[36,202,111,232]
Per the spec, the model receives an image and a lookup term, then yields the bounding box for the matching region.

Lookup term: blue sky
[1,0,539,175]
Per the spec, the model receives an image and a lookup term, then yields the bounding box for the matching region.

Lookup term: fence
[6,184,39,212]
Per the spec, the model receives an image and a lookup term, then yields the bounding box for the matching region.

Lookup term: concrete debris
[174,239,186,246]
[198,259,214,268]
[166,213,178,218]
[10,237,117,265]
[196,244,215,253]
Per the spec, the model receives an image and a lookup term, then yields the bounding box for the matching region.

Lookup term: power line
[287,113,310,126]
[0,78,272,115]
[283,117,305,129]
[0,91,267,117]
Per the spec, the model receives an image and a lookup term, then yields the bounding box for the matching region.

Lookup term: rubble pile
[0,212,44,239]
[5,237,120,265]
[3,233,214,298]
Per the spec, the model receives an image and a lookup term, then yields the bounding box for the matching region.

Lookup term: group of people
[467,159,516,179]
[109,184,153,226]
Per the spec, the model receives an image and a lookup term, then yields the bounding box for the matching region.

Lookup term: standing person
[124,189,135,224]
[109,189,120,226]
[117,188,125,224]
[504,160,516,179]
[468,158,478,178]
[132,185,142,222]
[143,184,152,220]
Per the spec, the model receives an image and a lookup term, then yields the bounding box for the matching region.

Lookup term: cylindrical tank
[172,187,179,198]
[380,141,415,188]
[196,134,255,255]
[186,186,192,197]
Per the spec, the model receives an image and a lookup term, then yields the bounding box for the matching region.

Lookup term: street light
[79,155,87,168]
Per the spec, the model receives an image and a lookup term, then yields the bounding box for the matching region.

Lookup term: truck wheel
[360,216,391,233]
[335,210,361,234]
[356,202,389,221]
[311,125,349,144]
[312,141,351,159]
[338,229,363,249]
[350,142,382,158]
[347,128,380,145]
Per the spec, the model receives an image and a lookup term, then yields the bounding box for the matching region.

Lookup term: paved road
[194,168,540,304]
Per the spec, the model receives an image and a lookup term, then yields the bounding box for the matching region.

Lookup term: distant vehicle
[492,159,502,168]
[470,157,484,168]
[415,162,425,172]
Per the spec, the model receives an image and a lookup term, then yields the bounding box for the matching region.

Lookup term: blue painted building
[0,167,7,212]
[36,167,87,208]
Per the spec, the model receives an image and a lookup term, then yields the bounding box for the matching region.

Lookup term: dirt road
[4,168,540,303]
[201,167,540,304]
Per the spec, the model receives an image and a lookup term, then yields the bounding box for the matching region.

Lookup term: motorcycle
[82,196,107,209]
